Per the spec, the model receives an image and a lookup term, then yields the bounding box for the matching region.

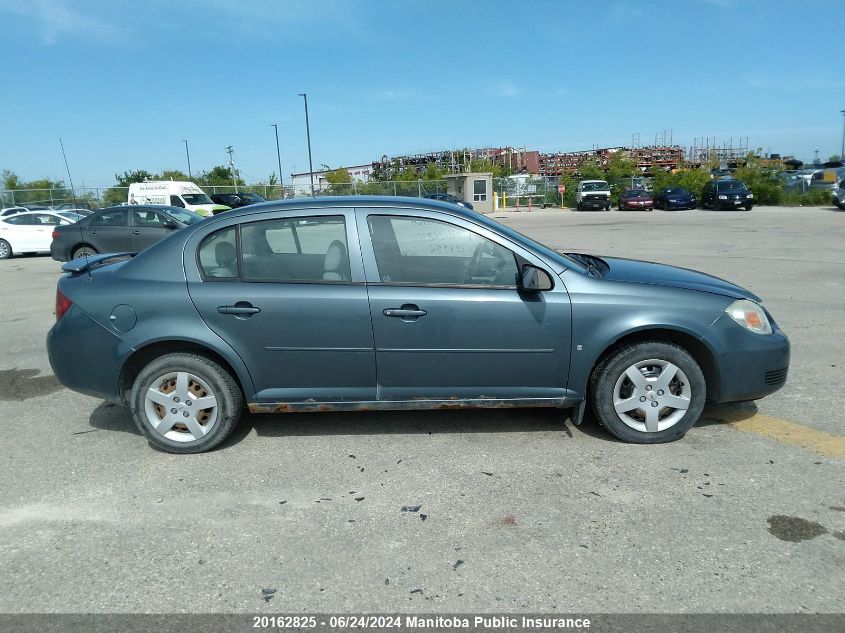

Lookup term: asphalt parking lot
[0,205,843,614]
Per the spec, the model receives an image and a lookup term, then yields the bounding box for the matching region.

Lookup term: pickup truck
[576,180,611,211]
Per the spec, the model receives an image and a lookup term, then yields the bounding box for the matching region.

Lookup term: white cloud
[0,0,124,45]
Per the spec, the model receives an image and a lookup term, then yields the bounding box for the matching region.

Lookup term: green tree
[828,154,841,163]
[195,165,245,189]
[1,169,69,205]
[159,169,190,181]
[102,169,156,205]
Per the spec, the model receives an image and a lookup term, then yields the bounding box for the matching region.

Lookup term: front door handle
[383,305,427,318]
[131,230,141,236]
[218,302,261,317]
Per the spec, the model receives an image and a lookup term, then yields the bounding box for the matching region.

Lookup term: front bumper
[666,200,696,210]
[580,198,609,209]
[709,314,790,403]
[715,195,753,209]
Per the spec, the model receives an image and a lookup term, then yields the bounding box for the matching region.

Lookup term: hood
[590,255,760,301]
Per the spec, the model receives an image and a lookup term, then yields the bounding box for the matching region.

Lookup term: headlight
[746,193,753,199]
[718,194,728,199]
[725,299,772,335]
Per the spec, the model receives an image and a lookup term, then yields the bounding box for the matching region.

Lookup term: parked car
[46,196,789,453]
[618,189,653,211]
[701,179,754,210]
[833,180,845,209]
[424,193,473,210]
[0,206,29,218]
[209,192,266,209]
[0,211,75,259]
[653,187,697,210]
[50,205,204,262]
[810,166,845,192]
[56,211,85,222]
[575,180,611,211]
[56,202,93,212]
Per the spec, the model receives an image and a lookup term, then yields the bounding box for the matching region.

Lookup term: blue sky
[1,0,842,186]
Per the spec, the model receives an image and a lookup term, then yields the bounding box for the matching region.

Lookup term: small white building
[290,164,373,196]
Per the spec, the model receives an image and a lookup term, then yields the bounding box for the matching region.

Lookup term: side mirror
[519,264,553,291]
[162,220,179,229]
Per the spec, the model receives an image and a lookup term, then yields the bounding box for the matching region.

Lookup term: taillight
[55,288,72,321]
[52,230,59,239]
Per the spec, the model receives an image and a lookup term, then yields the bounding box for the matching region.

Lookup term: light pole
[840,110,845,161]
[182,139,192,179]
[298,93,315,196]
[270,124,284,198]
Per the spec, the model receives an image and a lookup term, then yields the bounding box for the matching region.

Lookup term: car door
[1,215,38,250]
[87,208,132,252]
[357,207,572,402]
[185,208,377,403]
[130,208,177,252]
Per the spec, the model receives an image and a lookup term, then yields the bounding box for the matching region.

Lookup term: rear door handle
[383,306,427,318]
[218,302,261,317]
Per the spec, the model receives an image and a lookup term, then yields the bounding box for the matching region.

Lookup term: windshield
[582,181,609,191]
[665,188,686,195]
[243,193,266,203]
[166,209,204,225]
[624,189,648,197]
[182,193,214,205]
[717,181,747,192]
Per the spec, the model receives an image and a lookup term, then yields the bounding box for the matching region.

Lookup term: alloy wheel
[612,359,691,433]
[143,371,219,442]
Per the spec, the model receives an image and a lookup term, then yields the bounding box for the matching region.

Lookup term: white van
[127,181,230,217]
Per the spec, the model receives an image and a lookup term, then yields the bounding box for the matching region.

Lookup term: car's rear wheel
[129,353,243,453]
[72,245,98,260]
[0,239,11,260]
[589,341,706,444]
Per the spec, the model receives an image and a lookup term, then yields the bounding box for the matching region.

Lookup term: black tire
[0,239,11,260]
[744,204,753,211]
[605,204,611,211]
[72,245,98,260]
[589,341,706,444]
[576,201,582,211]
[129,353,243,453]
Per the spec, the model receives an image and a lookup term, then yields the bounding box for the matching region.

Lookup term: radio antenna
[59,137,90,276]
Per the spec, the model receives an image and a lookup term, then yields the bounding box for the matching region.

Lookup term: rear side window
[241,216,349,282]
[198,226,238,279]
[3,215,31,225]
[92,209,129,226]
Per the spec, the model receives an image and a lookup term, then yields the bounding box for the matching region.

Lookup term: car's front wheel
[589,341,706,443]
[0,239,11,260]
[129,353,243,453]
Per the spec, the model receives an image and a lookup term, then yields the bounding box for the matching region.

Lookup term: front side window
[133,210,167,228]
[241,215,349,282]
[367,215,518,286]
[91,209,129,226]
[473,179,487,202]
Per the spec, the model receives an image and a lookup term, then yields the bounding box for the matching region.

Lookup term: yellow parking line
[728,414,845,459]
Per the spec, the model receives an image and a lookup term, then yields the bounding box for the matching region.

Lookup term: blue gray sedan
[47,196,789,453]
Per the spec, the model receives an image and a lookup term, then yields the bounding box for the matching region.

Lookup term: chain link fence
[0,180,453,209]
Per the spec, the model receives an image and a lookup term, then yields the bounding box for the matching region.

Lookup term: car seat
[322,240,349,281]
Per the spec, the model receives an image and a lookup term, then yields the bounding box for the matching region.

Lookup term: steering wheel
[465,241,505,284]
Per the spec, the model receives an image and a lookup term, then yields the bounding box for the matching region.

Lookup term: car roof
[216,195,476,221]
[3,210,63,216]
